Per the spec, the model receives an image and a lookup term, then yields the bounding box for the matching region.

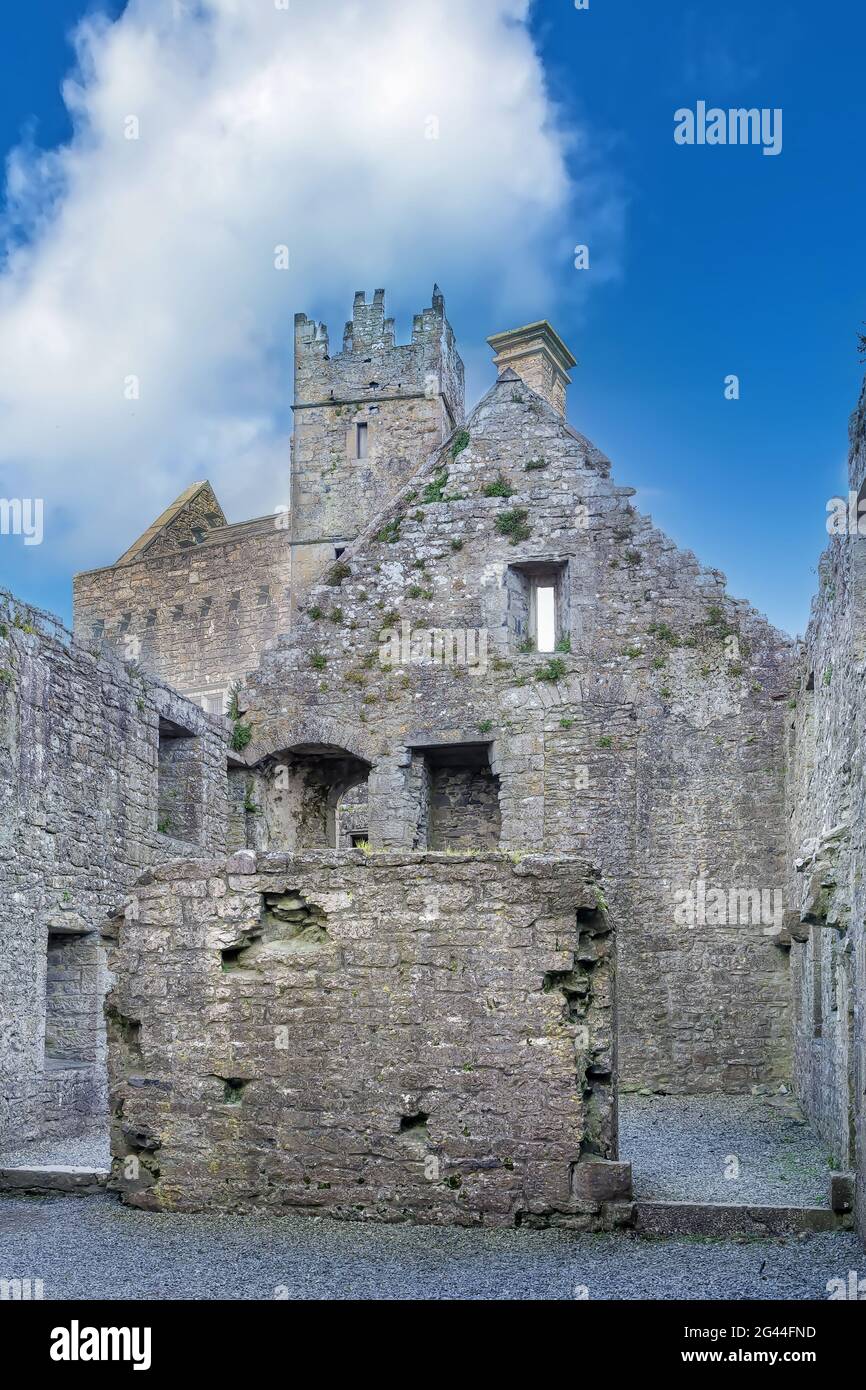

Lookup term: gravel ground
[0,1193,859,1300]
[0,1129,110,1171]
[619,1094,831,1206]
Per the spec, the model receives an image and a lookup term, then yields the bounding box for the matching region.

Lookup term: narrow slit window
[356,422,369,459]
[812,935,823,1039]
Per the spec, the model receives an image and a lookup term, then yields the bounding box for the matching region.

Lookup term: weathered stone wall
[235,369,794,1093]
[0,588,229,1151]
[73,513,291,713]
[106,850,626,1226]
[786,374,866,1242]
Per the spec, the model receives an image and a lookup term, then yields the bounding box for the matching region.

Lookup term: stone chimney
[487,321,577,416]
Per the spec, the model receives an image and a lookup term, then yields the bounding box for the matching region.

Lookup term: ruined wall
[73,515,291,712]
[237,369,793,1094]
[106,851,628,1227]
[290,288,464,604]
[786,374,866,1242]
[0,589,228,1151]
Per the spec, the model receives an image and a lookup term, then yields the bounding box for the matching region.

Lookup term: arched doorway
[255,743,372,851]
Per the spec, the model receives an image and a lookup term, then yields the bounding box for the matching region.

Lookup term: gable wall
[73,520,291,711]
[238,378,795,1093]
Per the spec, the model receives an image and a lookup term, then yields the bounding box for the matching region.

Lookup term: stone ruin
[0,287,863,1240]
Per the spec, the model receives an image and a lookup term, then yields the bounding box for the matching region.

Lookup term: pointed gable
[114,481,227,566]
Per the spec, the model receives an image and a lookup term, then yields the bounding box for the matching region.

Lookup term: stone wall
[786,374,866,1242]
[73,510,291,714]
[235,368,794,1093]
[0,588,228,1150]
[105,851,629,1227]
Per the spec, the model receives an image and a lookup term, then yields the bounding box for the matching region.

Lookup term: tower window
[356,422,369,459]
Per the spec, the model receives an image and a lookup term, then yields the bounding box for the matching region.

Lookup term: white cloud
[0,0,620,589]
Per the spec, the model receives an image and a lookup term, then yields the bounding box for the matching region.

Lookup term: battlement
[295,285,451,358]
[294,285,463,415]
[343,288,394,352]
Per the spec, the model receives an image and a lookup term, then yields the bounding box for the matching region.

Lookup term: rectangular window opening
[356,422,369,459]
[45,928,99,1068]
[507,561,569,654]
[410,742,501,851]
[157,717,204,845]
[812,933,823,1040]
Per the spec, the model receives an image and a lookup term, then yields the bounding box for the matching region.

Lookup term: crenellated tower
[290,286,464,596]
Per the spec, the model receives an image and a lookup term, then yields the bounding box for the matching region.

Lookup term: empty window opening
[411,742,501,850]
[829,946,839,1014]
[507,561,569,654]
[45,928,100,1069]
[157,717,203,844]
[221,1077,249,1105]
[337,779,369,848]
[356,421,369,459]
[105,1006,142,1074]
[397,1111,430,1153]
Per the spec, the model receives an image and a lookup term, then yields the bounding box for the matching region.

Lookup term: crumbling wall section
[106,851,628,1228]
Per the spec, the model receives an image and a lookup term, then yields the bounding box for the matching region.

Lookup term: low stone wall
[106,851,629,1227]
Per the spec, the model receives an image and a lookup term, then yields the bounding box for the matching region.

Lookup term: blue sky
[0,0,863,635]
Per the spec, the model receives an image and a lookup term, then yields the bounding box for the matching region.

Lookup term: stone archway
[255,743,372,851]
[243,716,382,772]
